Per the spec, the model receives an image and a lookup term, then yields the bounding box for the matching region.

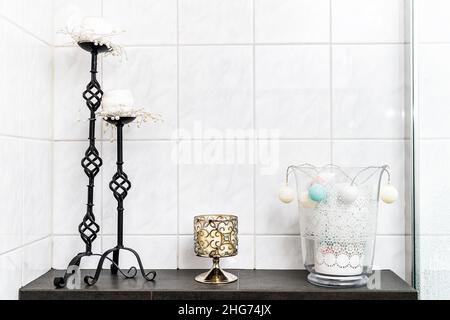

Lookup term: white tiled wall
[0,0,53,300]
[415,0,450,299]
[0,0,412,301]
[52,0,410,282]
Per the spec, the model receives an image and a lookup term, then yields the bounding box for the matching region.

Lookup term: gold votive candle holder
[194,214,238,284]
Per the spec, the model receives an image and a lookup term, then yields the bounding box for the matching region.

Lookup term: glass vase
[288,164,390,287]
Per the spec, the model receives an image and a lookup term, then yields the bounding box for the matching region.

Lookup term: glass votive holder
[194,215,238,284]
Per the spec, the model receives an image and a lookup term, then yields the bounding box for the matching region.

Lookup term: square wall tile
[54,47,102,140]
[103,47,177,139]
[22,237,51,285]
[103,236,177,269]
[179,46,253,132]
[103,0,177,45]
[179,235,254,269]
[255,236,302,269]
[23,0,54,44]
[0,249,22,300]
[179,0,253,44]
[418,44,450,138]
[332,45,405,139]
[102,141,177,235]
[255,45,330,138]
[22,37,53,139]
[53,142,102,234]
[416,0,450,43]
[0,138,23,254]
[0,20,24,137]
[373,235,406,280]
[255,0,330,43]
[23,141,52,243]
[418,235,450,299]
[332,140,406,235]
[332,0,405,43]
[54,0,102,46]
[178,140,254,234]
[418,140,450,235]
[255,140,331,235]
[53,236,101,269]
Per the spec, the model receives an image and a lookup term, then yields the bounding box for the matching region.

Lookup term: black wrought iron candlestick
[84,117,156,286]
[54,42,110,288]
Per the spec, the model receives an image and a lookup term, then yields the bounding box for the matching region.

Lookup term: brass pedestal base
[195,258,238,284]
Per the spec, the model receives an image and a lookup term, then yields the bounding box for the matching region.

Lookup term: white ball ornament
[279,185,295,204]
[299,191,317,209]
[381,184,398,204]
[338,184,359,204]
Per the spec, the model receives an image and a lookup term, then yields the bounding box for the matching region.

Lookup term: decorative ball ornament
[279,185,295,204]
[299,191,317,209]
[308,183,327,202]
[380,184,398,204]
[338,184,359,204]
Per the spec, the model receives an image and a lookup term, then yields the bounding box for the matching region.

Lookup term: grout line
[0,235,52,258]
[53,233,308,237]
[52,137,411,143]
[50,27,56,268]
[48,233,414,237]
[0,13,52,47]
[0,134,53,142]
[135,42,408,46]
[417,137,450,140]
[49,233,412,242]
[176,0,181,270]
[414,234,450,237]
[252,0,259,269]
[21,138,25,262]
[53,42,410,49]
[417,41,450,45]
[252,0,257,270]
[253,233,411,237]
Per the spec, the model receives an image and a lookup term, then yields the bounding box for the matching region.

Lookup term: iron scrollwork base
[85,117,156,286]
[54,42,110,288]
[84,246,157,286]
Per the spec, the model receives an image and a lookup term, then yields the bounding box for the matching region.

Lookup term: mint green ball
[308,184,327,202]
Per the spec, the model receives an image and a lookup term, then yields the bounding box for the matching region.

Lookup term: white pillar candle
[102,90,135,113]
[81,16,114,35]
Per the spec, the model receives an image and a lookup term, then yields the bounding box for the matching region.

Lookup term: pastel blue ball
[308,184,327,202]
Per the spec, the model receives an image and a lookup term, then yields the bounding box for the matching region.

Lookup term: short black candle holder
[54,42,112,288]
[84,117,156,286]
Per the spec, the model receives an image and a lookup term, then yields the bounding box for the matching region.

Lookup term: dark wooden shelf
[19,269,417,300]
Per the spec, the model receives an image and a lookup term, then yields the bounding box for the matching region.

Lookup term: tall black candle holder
[84,117,156,286]
[54,42,110,288]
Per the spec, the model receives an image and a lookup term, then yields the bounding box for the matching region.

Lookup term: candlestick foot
[195,258,237,284]
[84,246,156,286]
[53,252,90,288]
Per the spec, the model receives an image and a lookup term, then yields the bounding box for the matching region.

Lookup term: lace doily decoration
[59,26,126,58]
[97,107,162,127]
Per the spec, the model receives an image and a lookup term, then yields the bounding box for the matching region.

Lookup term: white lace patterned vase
[287,165,392,288]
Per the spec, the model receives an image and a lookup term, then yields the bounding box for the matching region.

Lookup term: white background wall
[0,0,411,300]
[415,0,450,300]
[53,0,410,278]
[0,0,53,300]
